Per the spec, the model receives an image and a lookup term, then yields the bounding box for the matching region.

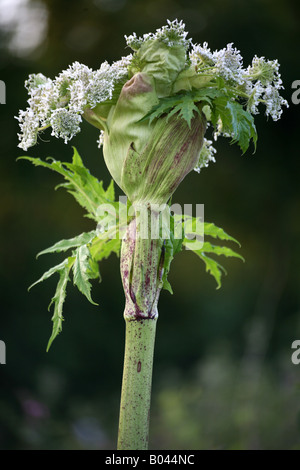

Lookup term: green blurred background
[0,0,300,450]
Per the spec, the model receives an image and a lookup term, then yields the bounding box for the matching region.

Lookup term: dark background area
[0,0,300,450]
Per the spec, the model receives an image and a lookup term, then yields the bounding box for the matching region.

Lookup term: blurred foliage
[0,0,300,450]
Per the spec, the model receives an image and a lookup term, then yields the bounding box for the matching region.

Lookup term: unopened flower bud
[101,72,206,206]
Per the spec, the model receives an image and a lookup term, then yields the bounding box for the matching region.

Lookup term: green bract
[128,39,187,97]
[102,72,206,205]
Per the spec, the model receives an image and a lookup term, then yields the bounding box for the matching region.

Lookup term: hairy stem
[117,318,157,450]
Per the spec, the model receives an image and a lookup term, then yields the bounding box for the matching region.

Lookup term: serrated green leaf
[88,257,101,281]
[180,216,243,288]
[37,231,97,257]
[140,93,186,124]
[47,258,74,352]
[141,88,223,127]
[18,148,116,221]
[162,279,173,294]
[90,236,121,262]
[71,146,84,166]
[191,241,244,261]
[105,179,115,203]
[161,239,175,294]
[211,96,257,154]
[204,222,240,246]
[141,92,202,128]
[226,100,257,153]
[72,245,98,305]
[195,252,226,289]
[28,257,75,351]
[46,258,74,351]
[140,86,257,153]
[192,87,223,103]
[19,147,124,351]
[167,96,200,128]
[28,259,73,291]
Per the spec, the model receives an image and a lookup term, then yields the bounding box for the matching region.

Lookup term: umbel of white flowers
[16,19,288,175]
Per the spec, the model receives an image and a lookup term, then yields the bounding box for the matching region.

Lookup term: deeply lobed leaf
[162,215,243,290]
[24,147,123,349]
[72,244,99,306]
[184,220,244,288]
[211,97,257,153]
[46,257,74,351]
[37,231,97,257]
[19,147,116,221]
[142,86,258,154]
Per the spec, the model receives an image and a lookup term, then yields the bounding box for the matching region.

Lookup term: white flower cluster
[189,45,288,172]
[194,138,217,173]
[50,108,82,142]
[16,56,132,151]
[16,19,288,164]
[190,43,288,121]
[125,19,191,51]
[190,41,213,66]
[244,56,288,120]
[190,42,243,84]
[214,43,243,84]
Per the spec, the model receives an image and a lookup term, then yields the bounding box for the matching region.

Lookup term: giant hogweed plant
[16,20,288,450]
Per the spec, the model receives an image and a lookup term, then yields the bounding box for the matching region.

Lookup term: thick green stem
[117,318,157,450]
[117,209,163,450]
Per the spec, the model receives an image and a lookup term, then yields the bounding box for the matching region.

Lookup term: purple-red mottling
[121,219,162,321]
